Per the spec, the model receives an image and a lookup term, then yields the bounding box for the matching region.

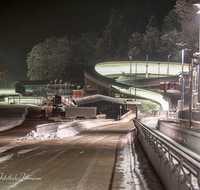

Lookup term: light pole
[135,60,138,101]
[194,3,200,110]
[158,63,160,89]
[194,53,200,107]
[194,3,200,51]
[167,54,171,77]
[59,79,62,95]
[54,79,57,95]
[65,82,67,97]
[130,80,132,100]
[129,56,132,77]
[178,49,186,111]
[176,42,188,111]
[39,87,42,105]
[47,84,49,99]
[146,54,148,78]
[50,81,53,98]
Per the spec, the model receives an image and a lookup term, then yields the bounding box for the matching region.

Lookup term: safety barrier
[36,123,62,134]
[134,119,200,190]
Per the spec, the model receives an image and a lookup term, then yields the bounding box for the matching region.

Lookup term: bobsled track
[84,61,189,111]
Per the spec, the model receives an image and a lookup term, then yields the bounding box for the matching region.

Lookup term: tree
[162,10,181,32]
[65,32,98,80]
[27,33,98,81]
[141,16,161,59]
[174,0,199,55]
[27,36,70,80]
[128,32,142,58]
[95,8,125,62]
[159,29,184,61]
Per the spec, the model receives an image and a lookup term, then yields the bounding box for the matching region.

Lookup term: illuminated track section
[85,61,189,111]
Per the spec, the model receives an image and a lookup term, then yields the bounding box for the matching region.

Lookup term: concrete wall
[36,123,60,134]
[65,107,97,119]
[157,120,200,155]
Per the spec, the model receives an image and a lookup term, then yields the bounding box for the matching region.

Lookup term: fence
[134,119,200,190]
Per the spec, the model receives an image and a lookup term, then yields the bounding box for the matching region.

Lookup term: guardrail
[134,119,200,190]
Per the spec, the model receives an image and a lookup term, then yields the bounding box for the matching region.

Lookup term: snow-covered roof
[15,80,51,87]
[126,101,141,105]
[73,94,126,106]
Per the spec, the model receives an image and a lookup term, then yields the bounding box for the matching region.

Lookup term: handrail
[134,119,200,189]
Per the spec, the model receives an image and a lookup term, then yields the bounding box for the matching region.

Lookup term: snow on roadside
[0,118,25,132]
[18,114,135,141]
[0,106,28,132]
[0,153,14,163]
[18,119,114,141]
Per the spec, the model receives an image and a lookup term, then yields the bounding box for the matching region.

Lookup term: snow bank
[18,113,135,141]
[0,106,28,132]
[19,119,111,141]
[0,153,14,163]
[0,118,25,132]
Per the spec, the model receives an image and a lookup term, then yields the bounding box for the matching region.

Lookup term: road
[0,118,166,190]
[0,120,134,190]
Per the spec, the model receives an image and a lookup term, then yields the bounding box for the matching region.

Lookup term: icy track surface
[19,116,134,141]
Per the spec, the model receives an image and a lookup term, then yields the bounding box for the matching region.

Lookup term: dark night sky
[0,0,177,87]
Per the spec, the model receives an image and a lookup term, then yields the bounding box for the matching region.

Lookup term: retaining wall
[137,132,191,190]
[157,120,200,155]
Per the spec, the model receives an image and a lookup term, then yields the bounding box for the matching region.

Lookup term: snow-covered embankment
[0,106,28,132]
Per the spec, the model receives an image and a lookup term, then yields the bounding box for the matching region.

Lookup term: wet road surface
[0,121,136,190]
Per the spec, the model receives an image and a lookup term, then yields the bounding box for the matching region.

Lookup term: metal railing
[134,119,200,190]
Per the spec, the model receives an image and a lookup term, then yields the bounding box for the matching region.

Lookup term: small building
[73,94,129,119]
[15,80,73,96]
[15,80,50,96]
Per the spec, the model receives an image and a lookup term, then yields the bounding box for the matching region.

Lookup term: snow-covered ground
[19,114,135,141]
[0,105,28,132]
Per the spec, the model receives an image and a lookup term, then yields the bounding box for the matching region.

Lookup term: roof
[73,94,126,106]
[15,80,51,87]
[126,101,141,105]
[14,80,74,88]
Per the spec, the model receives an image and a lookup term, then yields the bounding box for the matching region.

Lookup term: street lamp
[167,54,171,77]
[50,81,53,97]
[194,3,200,110]
[129,56,132,77]
[176,42,188,110]
[47,84,49,99]
[158,63,161,89]
[194,52,200,109]
[135,60,138,101]
[54,79,57,95]
[146,55,148,78]
[130,80,132,100]
[194,3,200,51]
[59,79,62,95]
[65,82,67,97]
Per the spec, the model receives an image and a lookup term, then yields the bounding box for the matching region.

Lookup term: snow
[18,114,135,141]
[0,104,28,132]
[0,154,13,163]
[0,118,25,132]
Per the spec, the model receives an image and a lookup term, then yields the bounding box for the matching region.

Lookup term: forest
[27,0,199,81]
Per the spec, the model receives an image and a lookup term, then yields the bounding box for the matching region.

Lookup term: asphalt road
[0,121,139,190]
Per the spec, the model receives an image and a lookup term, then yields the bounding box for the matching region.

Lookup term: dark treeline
[27,0,198,81]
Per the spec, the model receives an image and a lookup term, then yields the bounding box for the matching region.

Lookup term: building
[15,80,73,97]
[73,94,140,119]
